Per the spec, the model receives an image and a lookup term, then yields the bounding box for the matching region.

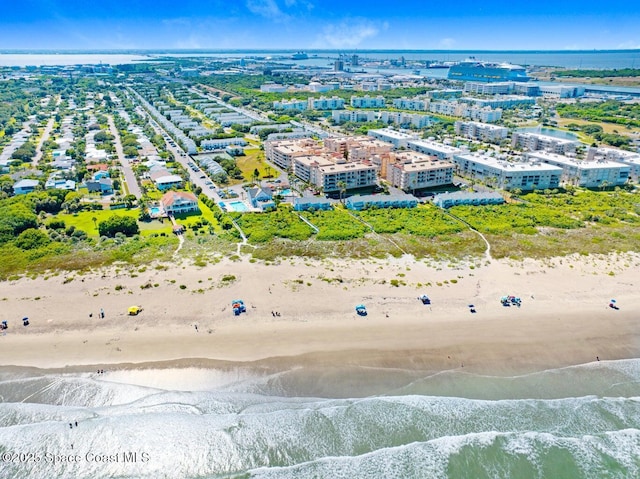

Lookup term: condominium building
[379,111,435,129]
[273,99,308,111]
[464,96,536,109]
[351,95,386,108]
[587,147,640,181]
[393,97,428,111]
[324,136,392,161]
[453,153,562,190]
[292,155,334,184]
[512,132,577,155]
[407,139,462,160]
[264,138,321,170]
[464,82,514,95]
[317,161,378,193]
[386,151,454,191]
[332,110,379,124]
[526,151,630,187]
[308,96,345,110]
[368,128,420,149]
[201,137,247,151]
[454,121,509,143]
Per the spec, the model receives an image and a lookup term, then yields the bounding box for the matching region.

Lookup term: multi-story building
[407,139,462,160]
[308,96,345,110]
[464,82,514,95]
[201,137,247,151]
[292,155,334,184]
[273,99,308,111]
[386,151,454,191]
[331,110,379,124]
[453,153,563,190]
[324,137,392,161]
[464,96,536,109]
[317,161,378,194]
[393,97,428,111]
[512,132,577,155]
[526,151,630,187]
[368,128,420,149]
[454,121,509,143]
[379,111,435,129]
[264,138,321,170]
[351,95,386,108]
[261,83,288,93]
[587,147,640,181]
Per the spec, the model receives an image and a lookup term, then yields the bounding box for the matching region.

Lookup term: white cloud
[438,38,456,48]
[313,19,384,49]
[246,0,289,21]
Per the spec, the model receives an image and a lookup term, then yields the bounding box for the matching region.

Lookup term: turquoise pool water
[150,206,162,215]
[220,201,250,212]
[280,188,293,196]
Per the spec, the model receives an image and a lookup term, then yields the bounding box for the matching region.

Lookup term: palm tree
[337,180,347,204]
[91,216,98,231]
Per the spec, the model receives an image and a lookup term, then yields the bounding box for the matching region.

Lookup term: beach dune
[1,253,638,375]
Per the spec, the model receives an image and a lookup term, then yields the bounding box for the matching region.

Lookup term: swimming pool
[220,201,250,212]
[280,188,293,196]
[150,206,162,216]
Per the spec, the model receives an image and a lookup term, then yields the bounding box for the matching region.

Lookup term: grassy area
[235,149,275,182]
[555,117,640,138]
[57,209,173,237]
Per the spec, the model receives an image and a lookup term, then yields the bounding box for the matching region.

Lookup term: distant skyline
[2,0,640,51]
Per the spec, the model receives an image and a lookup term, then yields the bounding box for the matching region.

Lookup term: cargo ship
[448,58,530,82]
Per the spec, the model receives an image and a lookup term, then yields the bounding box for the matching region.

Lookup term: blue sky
[2,0,639,51]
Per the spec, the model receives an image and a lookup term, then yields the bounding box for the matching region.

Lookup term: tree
[15,228,50,250]
[337,180,347,204]
[252,168,260,183]
[97,215,139,237]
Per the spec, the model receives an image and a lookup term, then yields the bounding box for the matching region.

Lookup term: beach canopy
[128,306,142,316]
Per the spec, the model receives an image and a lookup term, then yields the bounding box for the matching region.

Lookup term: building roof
[13,179,40,188]
[161,191,198,208]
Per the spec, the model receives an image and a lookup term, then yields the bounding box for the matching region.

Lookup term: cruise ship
[448,59,530,82]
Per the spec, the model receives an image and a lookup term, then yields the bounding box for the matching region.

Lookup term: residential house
[161,191,200,215]
[247,187,275,210]
[345,194,418,210]
[13,179,40,195]
[293,197,333,211]
[86,178,114,194]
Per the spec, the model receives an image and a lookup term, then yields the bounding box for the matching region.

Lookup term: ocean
[1,359,639,478]
[0,49,639,69]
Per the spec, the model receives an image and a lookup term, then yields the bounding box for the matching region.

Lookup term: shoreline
[1,253,639,378]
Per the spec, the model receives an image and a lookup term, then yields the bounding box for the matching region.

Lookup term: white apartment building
[264,138,321,170]
[587,147,640,181]
[526,151,630,187]
[379,111,435,129]
[454,121,509,143]
[273,99,308,111]
[386,151,454,191]
[332,110,379,124]
[408,139,462,160]
[351,95,386,108]
[464,82,514,95]
[201,137,247,150]
[308,96,345,110]
[368,128,420,149]
[317,161,378,193]
[453,153,563,190]
[512,132,577,155]
[465,96,536,109]
[393,97,428,111]
[428,101,503,122]
[261,83,288,93]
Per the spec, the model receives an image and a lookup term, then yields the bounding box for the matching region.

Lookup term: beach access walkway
[442,210,492,262]
[168,215,185,254]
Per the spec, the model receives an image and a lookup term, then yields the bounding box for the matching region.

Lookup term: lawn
[57,209,172,237]
[235,148,277,182]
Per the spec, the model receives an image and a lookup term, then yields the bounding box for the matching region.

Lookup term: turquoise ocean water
[0,359,639,478]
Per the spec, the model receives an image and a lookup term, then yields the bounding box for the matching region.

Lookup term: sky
[2,0,640,51]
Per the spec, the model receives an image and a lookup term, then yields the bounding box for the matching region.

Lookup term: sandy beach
[1,253,639,375]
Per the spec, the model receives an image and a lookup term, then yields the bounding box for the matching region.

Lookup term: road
[108,115,142,199]
[33,117,55,167]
